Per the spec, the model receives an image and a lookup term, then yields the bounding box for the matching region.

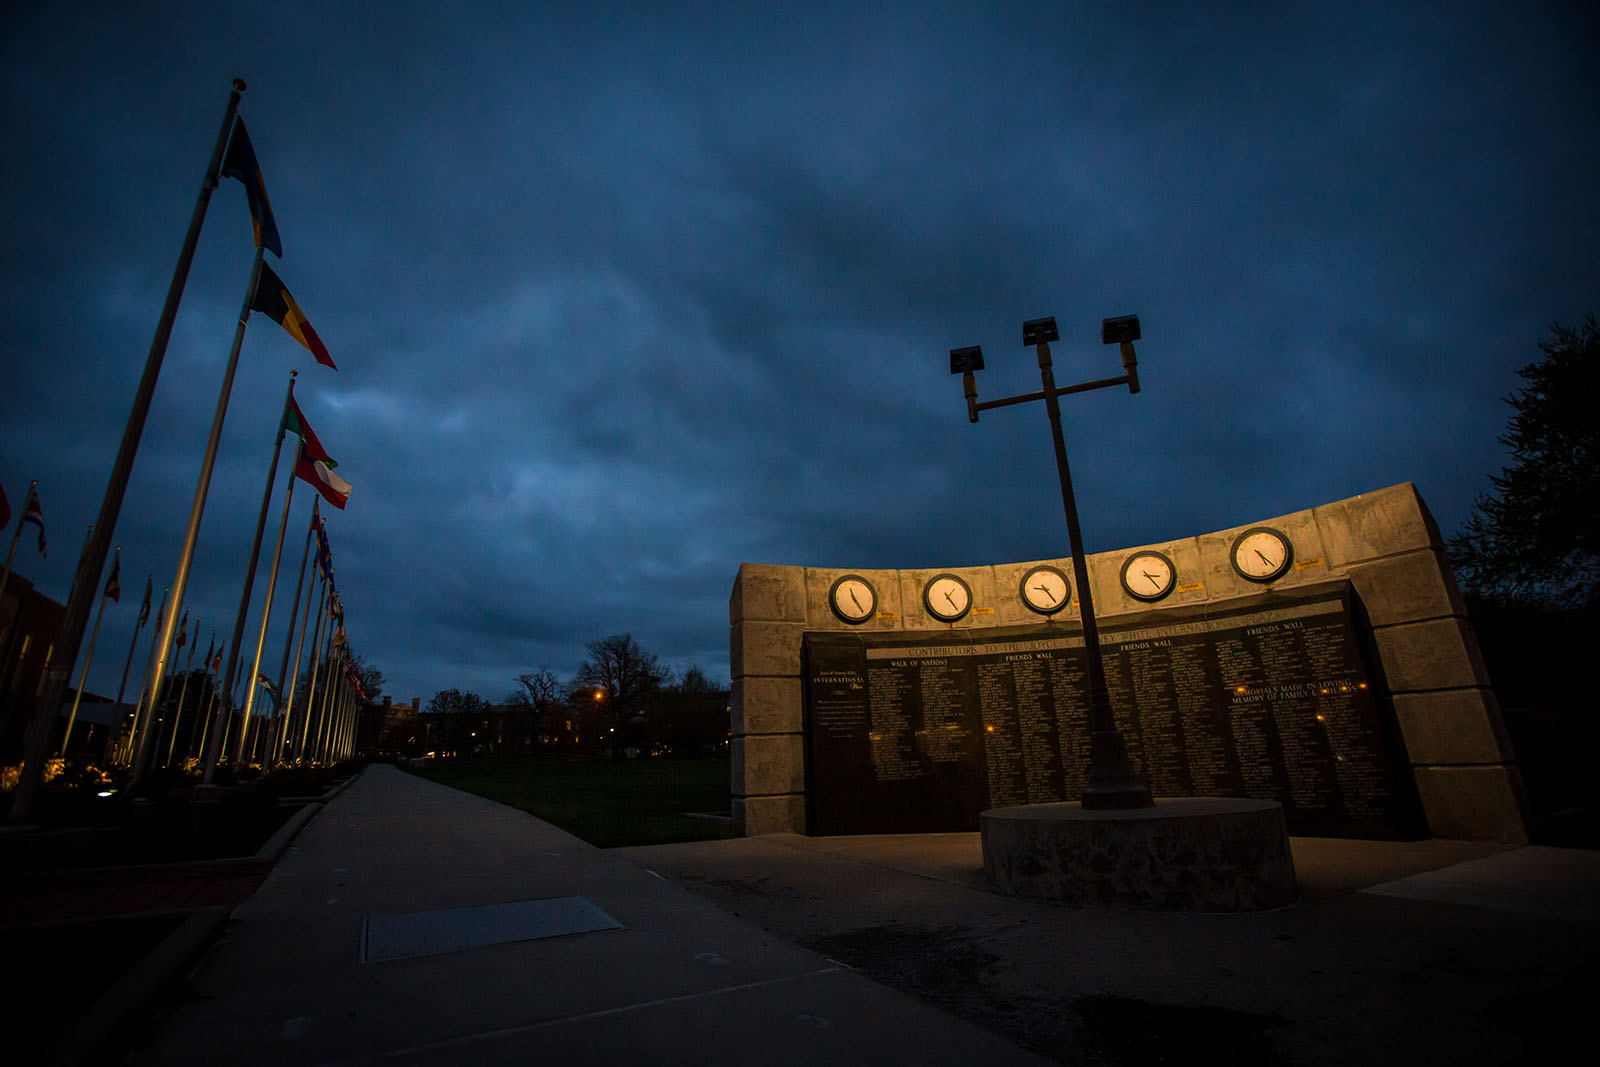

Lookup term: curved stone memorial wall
[729,483,1530,843]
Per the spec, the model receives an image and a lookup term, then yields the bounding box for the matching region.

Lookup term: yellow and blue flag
[222,118,283,256]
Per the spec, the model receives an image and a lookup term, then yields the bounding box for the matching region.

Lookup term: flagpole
[62,544,115,756]
[151,615,182,768]
[281,535,321,763]
[310,622,335,763]
[305,586,332,764]
[314,611,341,762]
[165,614,200,767]
[197,365,288,781]
[0,483,37,620]
[138,243,264,783]
[10,81,246,824]
[242,437,301,766]
[196,645,219,764]
[105,576,151,764]
[237,375,300,765]
[341,662,356,759]
[333,666,349,761]
[269,498,317,763]
[123,585,169,766]
[297,572,330,763]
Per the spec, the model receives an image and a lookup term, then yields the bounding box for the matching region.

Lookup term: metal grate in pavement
[361,896,623,963]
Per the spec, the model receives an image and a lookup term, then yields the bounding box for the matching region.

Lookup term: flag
[297,453,350,510]
[104,553,121,602]
[221,118,282,257]
[176,609,189,648]
[0,482,9,528]
[203,632,216,673]
[284,396,334,463]
[257,673,281,705]
[211,647,223,673]
[316,519,334,579]
[253,263,336,369]
[345,660,365,701]
[138,577,152,624]
[23,489,45,556]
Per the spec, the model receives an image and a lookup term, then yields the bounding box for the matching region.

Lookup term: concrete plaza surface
[129,765,1597,1066]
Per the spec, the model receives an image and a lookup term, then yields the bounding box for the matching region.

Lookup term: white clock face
[923,574,972,622]
[1020,565,1070,615]
[829,575,876,624]
[1231,528,1292,582]
[1120,552,1175,602]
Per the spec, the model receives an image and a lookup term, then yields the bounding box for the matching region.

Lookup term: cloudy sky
[3,3,1596,707]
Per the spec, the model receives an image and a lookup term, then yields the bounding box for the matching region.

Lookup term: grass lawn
[409,755,736,848]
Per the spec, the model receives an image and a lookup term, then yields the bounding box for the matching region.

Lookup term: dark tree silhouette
[347,652,385,704]
[422,688,491,756]
[1449,315,1599,608]
[574,633,665,758]
[505,667,563,751]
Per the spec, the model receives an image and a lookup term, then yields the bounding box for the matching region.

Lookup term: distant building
[373,696,423,757]
[0,574,65,764]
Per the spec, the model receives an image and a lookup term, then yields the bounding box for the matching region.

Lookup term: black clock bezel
[1019,564,1072,615]
[1119,550,1177,602]
[922,572,973,623]
[1229,526,1294,583]
[827,573,878,625]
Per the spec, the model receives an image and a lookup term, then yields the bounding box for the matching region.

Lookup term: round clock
[1230,527,1293,583]
[828,574,877,624]
[1120,551,1176,602]
[1020,564,1071,615]
[922,573,973,623]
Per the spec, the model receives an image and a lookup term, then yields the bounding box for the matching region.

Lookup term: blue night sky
[3,2,1596,706]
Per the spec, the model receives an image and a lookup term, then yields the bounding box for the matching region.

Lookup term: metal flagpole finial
[233,78,247,92]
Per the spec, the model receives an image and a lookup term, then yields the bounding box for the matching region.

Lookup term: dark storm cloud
[3,3,1596,705]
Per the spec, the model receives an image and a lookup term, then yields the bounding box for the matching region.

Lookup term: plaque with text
[802,581,1422,839]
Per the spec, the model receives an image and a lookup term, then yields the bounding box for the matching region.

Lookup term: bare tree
[423,688,490,756]
[348,652,385,704]
[672,663,720,693]
[574,634,664,758]
[508,667,563,751]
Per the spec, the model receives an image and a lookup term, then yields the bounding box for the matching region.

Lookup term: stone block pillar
[728,563,808,834]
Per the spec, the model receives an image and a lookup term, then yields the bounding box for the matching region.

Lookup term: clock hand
[1032,583,1057,605]
[1142,570,1160,587]
[944,589,958,608]
[849,590,863,611]
[1254,548,1275,567]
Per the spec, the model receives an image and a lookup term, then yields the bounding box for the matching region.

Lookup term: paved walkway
[129,765,1599,1065]
[129,765,1052,1066]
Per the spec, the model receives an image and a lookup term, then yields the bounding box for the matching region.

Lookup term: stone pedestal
[980,797,1298,911]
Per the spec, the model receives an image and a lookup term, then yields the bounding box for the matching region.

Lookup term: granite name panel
[802,581,1422,838]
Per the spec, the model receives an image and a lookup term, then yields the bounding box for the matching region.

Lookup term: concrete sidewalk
[128,764,1599,1065]
[127,765,1053,1066]
[616,832,1599,1064]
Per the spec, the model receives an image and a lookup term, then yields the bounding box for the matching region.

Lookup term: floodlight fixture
[1101,315,1141,345]
[1022,317,1059,346]
[949,345,985,374]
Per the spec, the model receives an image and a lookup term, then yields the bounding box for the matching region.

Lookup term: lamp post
[952,314,1153,810]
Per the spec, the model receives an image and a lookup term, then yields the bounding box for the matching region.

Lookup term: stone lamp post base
[980,797,1299,911]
